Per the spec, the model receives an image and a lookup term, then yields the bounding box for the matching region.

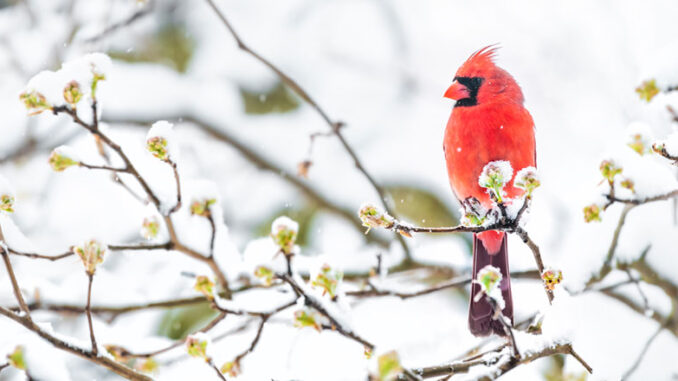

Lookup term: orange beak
[444,80,469,100]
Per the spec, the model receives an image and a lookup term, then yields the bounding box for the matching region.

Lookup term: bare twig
[208,358,227,380]
[85,274,98,355]
[77,162,128,172]
[487,297,519,358]
[621,322,666,380]
[83,1,154,43]
[0,230,32,320]
[168,160,182,214]
[586,204,635,287]
[606,189,678,205]
[7,247,74,261]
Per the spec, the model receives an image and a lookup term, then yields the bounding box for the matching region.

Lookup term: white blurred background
[1,0,678,380]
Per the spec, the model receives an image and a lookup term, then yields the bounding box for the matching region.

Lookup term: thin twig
[168,160,182,214]
[85,273,98,355]
[621,323,665,380]
[84,1,154,43]
[203,0,411,260]
[208,359,227,380]
[488,297,519,358]
[78,162,128,172]
[0,228,32,320]
[586,204,635,287]
[277,273,375,350]
[7,247,74,261]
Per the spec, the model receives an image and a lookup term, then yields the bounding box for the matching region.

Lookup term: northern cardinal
[443,46,536,336]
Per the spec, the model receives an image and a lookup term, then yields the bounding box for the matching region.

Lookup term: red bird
[443,46,536,336]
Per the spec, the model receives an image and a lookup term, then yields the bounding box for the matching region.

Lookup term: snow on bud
[541,268,563,291]
[21,53,112,113]
[599,159,622,184]
[293,309,322,331]
[254,265,274,286]
[358,203,394,233]
[0,175,15,213]
[194,275,215,300]
[141,216,160,240]
[377,351,403,381]
[583,204,602,223]
[61,53,112,101]
[514,166,540,197]
[190,198,216,217]
[48,146,80,172]
[63,80,83,106]
[185,333,211,360]
[146,121,176,162]
[459,198,488,227]
[625,122,653,155]
[311,264,343,299]
[74,239,106,275]
[478,160,513,203]
[473,265,505,310]
[19,90,51,115]
[475,265,502,296]
[7,345,26,370]
[270,216,298,254]
[635,79,660,102]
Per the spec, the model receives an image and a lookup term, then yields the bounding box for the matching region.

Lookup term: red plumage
[443,46,536,336]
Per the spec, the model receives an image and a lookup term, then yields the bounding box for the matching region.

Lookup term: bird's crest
[456,45,500,78]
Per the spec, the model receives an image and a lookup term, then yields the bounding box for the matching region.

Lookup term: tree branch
[203,0,410,259]
[277,273,375,351]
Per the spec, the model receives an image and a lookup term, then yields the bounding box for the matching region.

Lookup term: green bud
[63,81,83,106]
[583,204,602,223]
[48,149,79,172]
[358,204,394,234]
[185,334,210,360]
[141,216,160,240]
[514,166,540,197]
[194,275,215,300]
[7,345,26,370]
[146,136,169,162]
[635,79,660,102]
[599,160,622,184]
[190,198,216,217]
[476,265,502,295]
[311,264,343,298]
[620,178,635,193]
[541,268,563,291]
[271,216,298,254]
[254,265,274,286]
[19,91,51,115]
[378,351,403,381]
[0,194,15,213]
[293,309,321,331]
[74,239,106,275]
